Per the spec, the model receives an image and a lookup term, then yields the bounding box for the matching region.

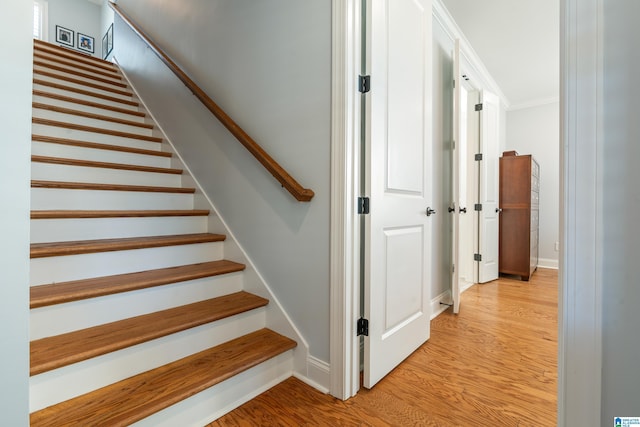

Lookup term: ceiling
[440,0,559,109]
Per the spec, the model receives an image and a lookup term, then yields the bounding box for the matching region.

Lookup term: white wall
[113,0,332,363]
[0,0,32,424]
[601,0,640,421]
[506,102,560,268]
[431,18,454,300]
[48,0,101,57]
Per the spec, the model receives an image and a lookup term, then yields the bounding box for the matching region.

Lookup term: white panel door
[478,90,500,283]
[451,39,462,313]
[363,0,432,389]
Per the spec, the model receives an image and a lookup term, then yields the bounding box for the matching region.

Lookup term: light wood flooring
[211,268,558,426]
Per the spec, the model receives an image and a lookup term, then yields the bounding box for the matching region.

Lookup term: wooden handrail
[109,3,314,202]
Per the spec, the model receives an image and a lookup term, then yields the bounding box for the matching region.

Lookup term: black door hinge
[474,203,483,211]
[359,75,371,93]
[474,253,482,262]
[357,318,369,336]
[475,153,483,161]
[475,103,483,111]
[358,197,370,214]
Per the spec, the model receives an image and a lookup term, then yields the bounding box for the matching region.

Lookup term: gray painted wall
[0,0,32,424]
[431,18,454,299]
[506,102,560,267]
[48,0,101,58]
[113,0,331,362]
[602,0,640,422]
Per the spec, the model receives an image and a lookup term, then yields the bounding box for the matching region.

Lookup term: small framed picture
[77,33,95,54]
[102,24,113,59]
[55,25,74,47]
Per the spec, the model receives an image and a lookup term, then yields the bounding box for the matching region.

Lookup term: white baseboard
[538,258,559,269]
[430,290,452,319]
[294,355,330,394]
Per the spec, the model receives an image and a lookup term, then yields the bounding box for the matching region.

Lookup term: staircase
[29,39,297,426]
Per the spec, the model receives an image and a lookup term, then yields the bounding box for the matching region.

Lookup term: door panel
[364,0,432,389]
[451,39,462,313]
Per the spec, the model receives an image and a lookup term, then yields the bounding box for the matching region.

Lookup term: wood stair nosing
[31,155,183,175]
[33,51,121,79]
[34,69,133,97]
[30,233,225,259]
[30,259,241,308]
[29,328,297,426]
[34,59,125,87]
[31,209,210,220]
[31,135,172,158]
[32,102,153,129]
[30,291,267,375]
[31,180,194,194]
[34,40,118,71]
[34,78,140,107]
[32,118,163,143]
[33,89,146,118]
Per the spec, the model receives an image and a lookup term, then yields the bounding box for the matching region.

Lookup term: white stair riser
[31,162,182,188]
[33,63,124,86]
[33,82,138,110]
[31,140,172,169]
[33,53,119,78]
[31,188,194,211]
[33,94,146,123]
[30,241,223,285]
[134,352,293,427]
[31,216,208,243]
[29,309,267,412]
[32,123,162,151]
[31,272,244,339]
[33,107,153,136]
[33,72,134,102]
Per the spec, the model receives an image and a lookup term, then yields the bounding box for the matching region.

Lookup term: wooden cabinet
[499,152,539,281]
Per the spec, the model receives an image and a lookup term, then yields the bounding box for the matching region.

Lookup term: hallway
[212,269,558,426]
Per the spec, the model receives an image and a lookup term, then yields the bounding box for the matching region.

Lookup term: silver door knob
[426,207,436,216]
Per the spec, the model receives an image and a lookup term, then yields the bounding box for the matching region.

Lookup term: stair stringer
[115,62,324,393]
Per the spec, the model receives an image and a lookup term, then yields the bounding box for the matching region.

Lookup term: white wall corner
[430,290,452,320]
[293,356,331,394]
[537,258,559,270]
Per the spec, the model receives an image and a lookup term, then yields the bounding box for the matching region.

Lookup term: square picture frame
[102,24,113,60]
[77,33,95,54]
[55,25,74,47]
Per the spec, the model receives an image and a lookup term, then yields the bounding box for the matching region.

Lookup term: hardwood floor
[211,268,557,426]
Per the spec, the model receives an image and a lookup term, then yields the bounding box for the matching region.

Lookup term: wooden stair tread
[34,78,139,107]
[31,180,194,193]
[33,51,120,78]
[31,209,209,219]
[30,259,241,308]
[33,102,153,129]
[30,328,296,425]
[32,155,182,175]
[32,135,172,158]
[33,89,145,117]
[32,118,163,142]
[30,233,225,259]
[30,291,267,375]
[34,69,133,97]
[34,39,118,71]
[34,59,125,87]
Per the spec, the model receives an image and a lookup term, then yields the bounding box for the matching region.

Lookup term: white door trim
[559,0,603,424]
[330,0,363,400]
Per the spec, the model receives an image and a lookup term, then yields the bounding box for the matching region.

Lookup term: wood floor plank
[31,180,194,193]
[30,329,297,426]
[30,291,267,375]
[30,233,225,258]
[32,118,162,142]
[30,209,210,219]
[30,259,242,308]
[32,102,154,129]
[31,155,182,175]
[211,269,558,426]
[31,135,172,158]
